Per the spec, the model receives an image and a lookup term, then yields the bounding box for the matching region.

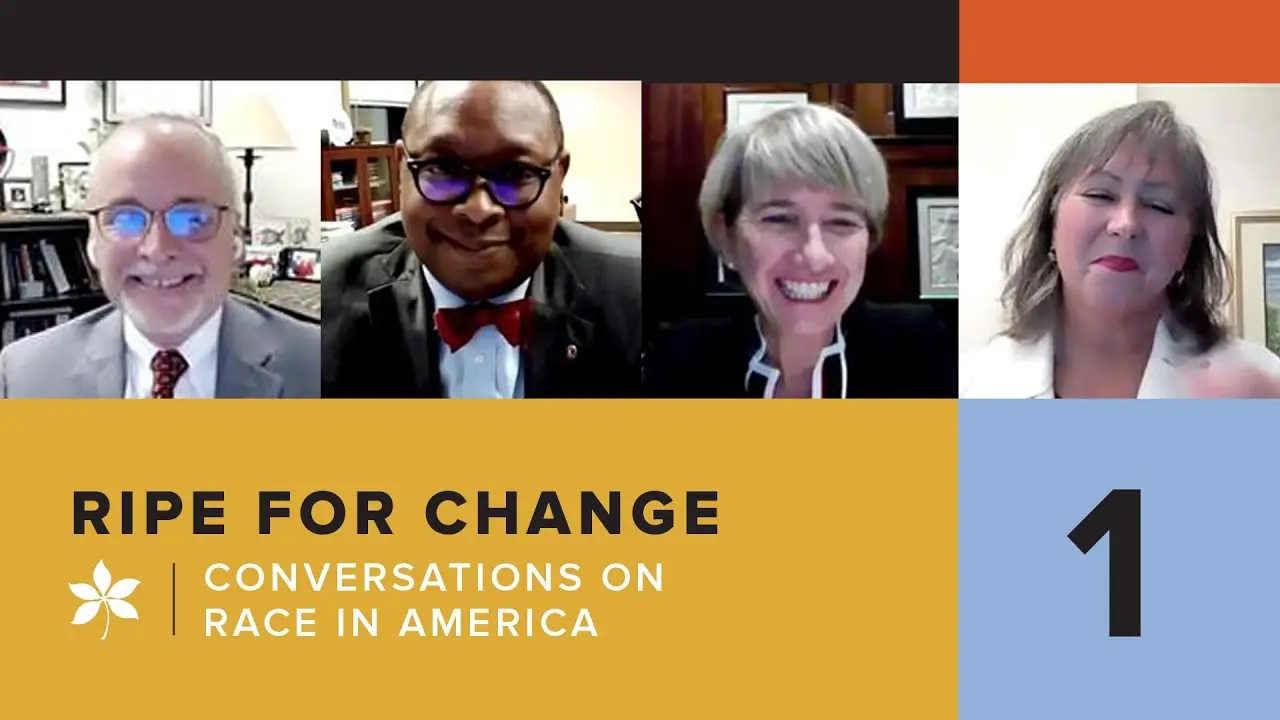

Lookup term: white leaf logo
[69,560,140,640]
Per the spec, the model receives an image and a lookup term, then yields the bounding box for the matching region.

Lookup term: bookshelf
[0,213,107,349]
[321,144,400,231]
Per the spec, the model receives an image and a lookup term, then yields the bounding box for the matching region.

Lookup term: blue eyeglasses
[406,156,558,210]
[87,201,231,243]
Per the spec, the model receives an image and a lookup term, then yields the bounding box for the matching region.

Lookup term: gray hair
[88,112,240,207]
[698,103,889,253]
[1001,100,1229,352]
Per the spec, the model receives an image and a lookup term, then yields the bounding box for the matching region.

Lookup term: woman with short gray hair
[960,100,1280,398]
[644,103,955,398]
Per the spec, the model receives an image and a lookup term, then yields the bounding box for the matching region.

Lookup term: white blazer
[960,318,1280,398]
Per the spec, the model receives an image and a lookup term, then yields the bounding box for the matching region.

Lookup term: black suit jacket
[643,298,957,398]
[321,215,642,398]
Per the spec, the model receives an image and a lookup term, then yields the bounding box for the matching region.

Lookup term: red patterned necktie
[434,297,532,353]
[150,349,189,399]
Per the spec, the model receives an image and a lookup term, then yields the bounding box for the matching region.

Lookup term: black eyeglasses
[86,202,231,243]
[406,156,559,210]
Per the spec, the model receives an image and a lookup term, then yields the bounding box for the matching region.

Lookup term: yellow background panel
[0,400,957,718]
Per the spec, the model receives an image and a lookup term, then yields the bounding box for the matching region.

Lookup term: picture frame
[1231,212,1280,357]
[0,81,66,107]
[104,81,213,125]
[281,247,321,282]
[725,91,810,129]
[892,83,959,136]
[906,185,959,300]
[2,178,35,212]
[57,162,90,211]
[345,81,418,107]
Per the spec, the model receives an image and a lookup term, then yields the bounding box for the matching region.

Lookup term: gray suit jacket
[0,295,320,398]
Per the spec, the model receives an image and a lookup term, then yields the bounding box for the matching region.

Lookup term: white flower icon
[70,560,140,640]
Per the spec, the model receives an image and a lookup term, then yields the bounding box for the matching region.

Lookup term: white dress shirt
[744,316,849,398]
[959,316,1280,398]
[123,308,222,399]
[423,267,530,399]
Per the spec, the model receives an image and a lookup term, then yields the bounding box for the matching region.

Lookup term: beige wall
[1,81,639,227]
[0,80,338,226]
[543,81,642,224]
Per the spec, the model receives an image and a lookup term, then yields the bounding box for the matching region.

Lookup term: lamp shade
[214,93,294,150]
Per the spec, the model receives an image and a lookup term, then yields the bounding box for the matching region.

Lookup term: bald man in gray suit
[0,113,319,399]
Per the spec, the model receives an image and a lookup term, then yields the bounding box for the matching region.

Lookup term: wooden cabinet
[320,144,401,230]
[642,82,957,334]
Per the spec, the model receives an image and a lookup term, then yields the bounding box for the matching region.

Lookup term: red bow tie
[434,297,532,352]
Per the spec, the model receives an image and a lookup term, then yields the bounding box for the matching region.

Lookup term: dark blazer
[321,214,642,398]
[643,297,957,398]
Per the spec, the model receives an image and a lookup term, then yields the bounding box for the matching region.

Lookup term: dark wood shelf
[1,291,105,310]
[0,213,105,348]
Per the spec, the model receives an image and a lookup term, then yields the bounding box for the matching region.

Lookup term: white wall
[958,83,1139,350]
[0,80,340,227]
[1136,84,1280,261]
[543,81,642,224]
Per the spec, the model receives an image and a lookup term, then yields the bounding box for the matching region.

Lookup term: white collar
[973,316,1193,399]
[744,317,848,398]
[422,266,531,309]
[123,306,222,368]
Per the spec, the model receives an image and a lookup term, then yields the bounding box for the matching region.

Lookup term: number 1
[1068,489,1141,637]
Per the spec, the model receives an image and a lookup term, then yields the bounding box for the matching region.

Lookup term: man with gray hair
[0,113,320,398]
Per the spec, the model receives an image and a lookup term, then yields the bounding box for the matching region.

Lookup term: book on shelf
[1,236,100,302]
[1,304,74,345]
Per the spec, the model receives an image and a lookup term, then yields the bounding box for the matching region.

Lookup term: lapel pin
[566,344,578,360]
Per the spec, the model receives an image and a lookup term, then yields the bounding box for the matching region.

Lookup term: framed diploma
[104,81,214,125]
[892,83,959,136]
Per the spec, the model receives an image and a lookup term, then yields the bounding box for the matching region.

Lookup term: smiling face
[398,81,568,302]
[1052,137,1193,317]
[722,184,870,337]
[86,120,238,349]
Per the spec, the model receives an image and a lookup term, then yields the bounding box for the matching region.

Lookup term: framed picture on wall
[58,162,90,211]
[725,91,809,129]
[892,83,959,136]
[345,81,417,107]
[907,185,959,300]
[104,81,213,124]
[1231,212,1280,357]
[0,81,66,106]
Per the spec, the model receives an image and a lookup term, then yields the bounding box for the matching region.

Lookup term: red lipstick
[1094,255,1140,272]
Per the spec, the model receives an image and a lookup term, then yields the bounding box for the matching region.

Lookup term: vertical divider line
[172,562,176,636]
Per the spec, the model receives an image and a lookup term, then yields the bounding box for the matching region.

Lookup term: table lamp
[213,93,294,241]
